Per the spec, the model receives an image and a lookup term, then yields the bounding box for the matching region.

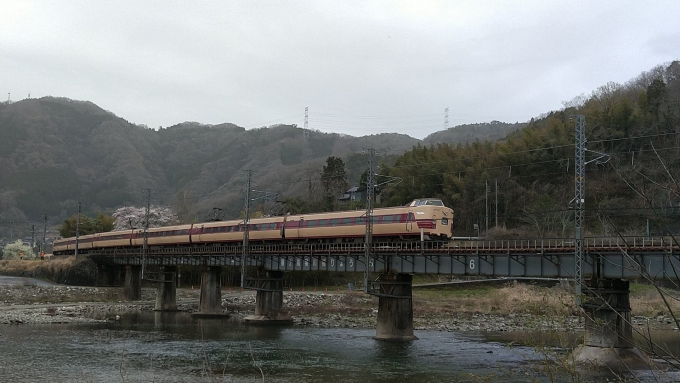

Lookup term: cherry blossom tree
[2,240,35,260]
[112,206,178,231]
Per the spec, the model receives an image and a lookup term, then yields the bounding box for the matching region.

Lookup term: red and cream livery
[53,199,453,255]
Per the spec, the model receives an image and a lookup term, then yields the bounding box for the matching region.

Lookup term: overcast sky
[2,1,679,139]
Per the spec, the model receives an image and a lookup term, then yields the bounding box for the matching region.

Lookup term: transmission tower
[241,170,252,288]
[445,107,449,130]
[573,115,585,299]
[363,148,377,293]
[303,107,309,139]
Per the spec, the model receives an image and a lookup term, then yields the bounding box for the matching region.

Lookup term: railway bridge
[88,235,680,368]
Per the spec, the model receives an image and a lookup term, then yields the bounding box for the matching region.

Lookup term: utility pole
[142,189,152,275]
[573,115,586,299]
[241,170,252,288]
[444,107,449,130]
[42,215,47,253]
[363,148,376,293]
[75,202,81,257]
[495,179,498,228]
[31,225,35,251]
[485,180,489,234]
[8,220,14,241]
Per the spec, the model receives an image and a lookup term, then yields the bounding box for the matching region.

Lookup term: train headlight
[442,218,448,225]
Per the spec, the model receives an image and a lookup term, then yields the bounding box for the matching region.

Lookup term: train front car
[407,198,453,240]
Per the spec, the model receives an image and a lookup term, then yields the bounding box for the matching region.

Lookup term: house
[338,186,366,204]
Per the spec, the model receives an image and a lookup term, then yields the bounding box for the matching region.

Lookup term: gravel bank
[1,284,676,333]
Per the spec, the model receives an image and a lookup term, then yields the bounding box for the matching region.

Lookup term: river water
[2,311,680,383]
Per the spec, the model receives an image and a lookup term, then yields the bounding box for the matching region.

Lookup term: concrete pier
[571,279,651,370]
[375,273,417,340]
[244,271,293,324]
[192,266,228,318]
[96,264,119,286]
[122,265,141,301]
[154,266,178,311]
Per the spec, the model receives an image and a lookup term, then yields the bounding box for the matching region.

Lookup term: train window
[341,218,352,225]
[318,219,328,227]
[382,215,393,223]
[220,226,226,233]
[267,223,275,230]
[329,218,339,226]
[372,216,379,223]
[306,220,317,227]
[356,217,365,224]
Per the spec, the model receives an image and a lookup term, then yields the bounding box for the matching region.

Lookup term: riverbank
[2,281,679,335]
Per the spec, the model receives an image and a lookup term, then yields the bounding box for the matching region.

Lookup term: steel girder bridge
[87,235,680,282]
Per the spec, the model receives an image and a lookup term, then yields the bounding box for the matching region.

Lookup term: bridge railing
[86,235,679,259]
[448,236,677,252]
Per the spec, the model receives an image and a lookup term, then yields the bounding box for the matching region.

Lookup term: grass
[0,256,79,276]
[413,282,680,319]
[414,283,578,317]
[630,283,680,317]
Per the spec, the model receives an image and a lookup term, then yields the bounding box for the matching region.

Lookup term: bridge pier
[155,266,178,311]
[571,279,651,370]
[123,265,142,300]
[192,266,228,318]
[375,273,417,340]
[244,271,293,324]
[96,264,121,286]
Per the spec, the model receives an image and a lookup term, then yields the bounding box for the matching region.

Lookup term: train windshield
[409,199,445,207]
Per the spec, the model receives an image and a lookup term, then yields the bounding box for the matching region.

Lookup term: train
[52,198,453,255]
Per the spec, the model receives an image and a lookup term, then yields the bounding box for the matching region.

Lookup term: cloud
[1,0,679,139]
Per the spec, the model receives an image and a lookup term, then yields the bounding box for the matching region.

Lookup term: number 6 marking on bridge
[469,259,475,270]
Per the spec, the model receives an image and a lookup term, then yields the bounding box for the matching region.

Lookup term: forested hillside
[0,98,426,236]
[379,61,680,237]
[2,61,677,240]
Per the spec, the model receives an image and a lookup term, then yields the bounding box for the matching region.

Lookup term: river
[2,276,680,381]
[1,311,680,383]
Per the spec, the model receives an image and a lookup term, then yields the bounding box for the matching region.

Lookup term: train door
[284,218,301,240]
[406,211,414,232]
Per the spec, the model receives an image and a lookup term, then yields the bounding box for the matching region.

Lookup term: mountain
[422,121,525,146]
[2,97,514,234]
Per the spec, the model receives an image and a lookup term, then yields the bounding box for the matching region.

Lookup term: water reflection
[3,312,680,382]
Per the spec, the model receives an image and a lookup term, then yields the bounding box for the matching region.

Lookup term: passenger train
[52,198,453,255]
